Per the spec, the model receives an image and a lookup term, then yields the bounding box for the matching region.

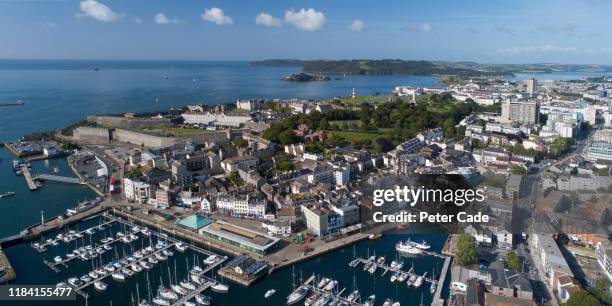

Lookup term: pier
[32,219,116,254]
[20,165,39,191]
[297,274,363,306]
[431,256,451,306]
[0,247,16,284]
[353,257,439,286]
[34,174,83,185]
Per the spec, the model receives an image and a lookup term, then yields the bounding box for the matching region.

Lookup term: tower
[351,88,356,99]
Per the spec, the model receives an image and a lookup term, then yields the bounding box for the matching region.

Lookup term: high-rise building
[526,78,537,95]
[501,100,539,124]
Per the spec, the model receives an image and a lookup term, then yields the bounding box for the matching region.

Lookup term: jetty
[431,256,451,306]
[353,257,439,286]
[297,274,363,306]
[20,164,39,191]
[34,174,83,185]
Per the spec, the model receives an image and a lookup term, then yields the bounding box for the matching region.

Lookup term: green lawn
[329,130,385,141]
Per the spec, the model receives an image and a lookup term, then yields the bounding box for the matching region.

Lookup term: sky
[1,0,612,64]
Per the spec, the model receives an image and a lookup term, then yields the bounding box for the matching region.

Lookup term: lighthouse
[351,87,357,99]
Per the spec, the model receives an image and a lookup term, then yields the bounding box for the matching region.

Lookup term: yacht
[131,263,143,273]
[363,295,376,306]
[152,296,170,306]
[194,294,211,305]
[88,271,99,279]
[68,277,83,287]
[347,290,360,302]
[395,241,423,255]
[171,284,187,295]
[112,272,126,281]
[317,277,330,289]
[407,275,417,287]
[155,253,168,261]
[286,286,308,305]
[390,272,399,283]
[158,287,178,300]
[264,289,276,298]
[94,281,107,291]
[430,282,437,294]
[203,255,217,265]
[413,275,424,288]
[53,256,62,263]
[0,192,15,199]
[383,299,393,306]
[323,280,337,292]
[397,273,407,282]
[175,242,188,252]
[179,279,196,291]
[211,282,229,293]
[122,268,134,276]
[348,258,359,268]
[80,275,92,283]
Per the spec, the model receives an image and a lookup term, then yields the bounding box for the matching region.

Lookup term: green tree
[507,251,520,271]
[278,130,298,145]
[442,118,455,139]
[455,234,478,266]
[564,290,600,306]
[233,138,249,148]
[278,160,294,172]
[226,172,244,187]
[319,118,330,130]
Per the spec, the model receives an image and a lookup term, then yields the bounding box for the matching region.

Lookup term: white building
[123,178,155,203]
[216,193,267,219]
[596,242,612,282]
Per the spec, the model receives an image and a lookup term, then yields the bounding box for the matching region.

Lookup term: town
[2,75,612,306]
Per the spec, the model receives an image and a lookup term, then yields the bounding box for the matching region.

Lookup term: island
[283,72,330,82]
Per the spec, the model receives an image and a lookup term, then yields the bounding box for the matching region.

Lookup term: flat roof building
[200,220,280,256]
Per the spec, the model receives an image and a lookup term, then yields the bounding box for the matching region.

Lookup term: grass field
[329,130,385,141]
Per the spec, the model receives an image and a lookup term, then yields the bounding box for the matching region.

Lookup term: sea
[0,60,607,306]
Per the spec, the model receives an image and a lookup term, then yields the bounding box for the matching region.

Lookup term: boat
[68,277,83,287]
[368,233,382,240]
[56,282,68,288]
[104,264,115,272]
[171,284,187,295]
[203,255,217,265]
[131,263,143,273]
[414,276,423,288]
[53,256,62,263]
[190,265,203,274]
[152,296,170,306]
[317,277,330,289]
[396,261,404,269]
[175,242,188,252]
[0,192,15,199]
[148,257,159,264]
[314,293,331,306]
[211,282,229,293]
[94,281,107,291]
[376,256,386,265]
[88,271,99,279]
[383,298,393,306]
[323,280,337,292]
[390,272,399,283]
[80,275,92,283]
[139,300,153,306]
[347,290,360,302]
[286,286,308,305]
[112,272,126,281]
[348,258,359,268]
[264,289,276,298]
[122,268,133,276]
[368,264,377,274]
[430,281,437,294]
[363,295,376,306]
[179,280,196,291]
[362,261,371,271]
[304,292,320,306]
[195,294,211,305]
[162,250,174,257]
[155,253,167,261]
[396,241,423,255]
[158,287,178,300]
[140,261,152,270]
[397,273,407,282]
[412,240,431,250]
[390,261,397,268]
[183,302,195,306]
[392,302,401,306]
[407,275,417,287]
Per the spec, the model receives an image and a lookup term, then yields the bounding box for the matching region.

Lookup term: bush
[455,234,478,266]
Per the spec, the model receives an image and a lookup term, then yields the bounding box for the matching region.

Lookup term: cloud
[348,19,365,32]
[201,7,233,25]
[77,0,121,22]
[492,26,514,35]
[133,17,142,25]
[284,8,326,31]
[43,21,57,28]
[465,27,479,34]
[155,13,182,25]
[405,22,432,33]
[497,45,578,55]
[533,24,577,36]
[255,12,282,27]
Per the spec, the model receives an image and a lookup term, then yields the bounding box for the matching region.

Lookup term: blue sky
[1,0,611,64]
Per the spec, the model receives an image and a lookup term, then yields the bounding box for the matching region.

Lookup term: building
[221,155,259,173]
[176,214,213,232]
[236,99,264,111]
[123,178,155,203]
[200,220,280,255]
[596,242,612,282]
[216,193,267,219]
[587,141,612,161]
[301,204,344,236]
[533,233,576,301]
[261,220,292,235]
[155,189,172,207]
[488,260,534,301]
[526,78,537,95]
[501,100,539,124]
[333,164,351,186]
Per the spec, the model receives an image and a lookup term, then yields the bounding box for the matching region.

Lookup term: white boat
[390,261,397,268]
[203,255,217,265]
[162,250,174,257]
[175,242,188,252]
[286,286,308,305]
[179,280,196,291]
[396,261,404,269]
[368,264,377,274]
[88,271,99,279]
[148,257,159,264]
[392,302,401,306]
[264,289,276,298]
[182,302,195,306]
[85,228,95,235]
[80,275,92,283]
[348,259,359,268]
[323,280,337,292]
[347,290,360,302]
[104,264,115,272]
[407,275,417,287]
[53,256,62,263]
[155,253,167,261]
[140,261,152,270]
[363,295,376,306]
[131,263,143,273]
[383,299,393,306]
[152,296,170,306]
[139,299,153,306]
[211,282,229,293]
[191,275,203,285]
[195,294,211,305]
[430,282,437,294]
[94,281,107,291]
[412,240,431,250]
[413,275,424,288]
[103,245,112,251]
[171,284,187,295]
[397,273,407,282]
[67,277,81,287]
[122,268,134,276]
[390,272,398,283]
[112,272,126,281]
[317,277,330,289]
[96,268,107,276]
[158,287,178,300]
[190,266,203,274]
[395,241,423,255]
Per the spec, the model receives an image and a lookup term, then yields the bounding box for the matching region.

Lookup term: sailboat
[286,267,308,305]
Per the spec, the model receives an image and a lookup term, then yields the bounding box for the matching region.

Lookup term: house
[488,260,534,301]
[596,242,612,282]
[465,224,493,246]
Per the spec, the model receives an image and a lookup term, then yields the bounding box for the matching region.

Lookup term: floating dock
[296,274,364,306]
[353,257,439,286]
[34,174,83,185]
[20,165,39,191]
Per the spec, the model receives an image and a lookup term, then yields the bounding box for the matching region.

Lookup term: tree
[442,118,455,139]
[233,138,248,148]
[564,290,600,306]
[319,118,330,130]
[278,130,298,145]
[278,160,294,172]
[455,234,478,266]
[226,172,244,187]
[374,137,393,153]
[595,277,611,292]
[507,251,520,271]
